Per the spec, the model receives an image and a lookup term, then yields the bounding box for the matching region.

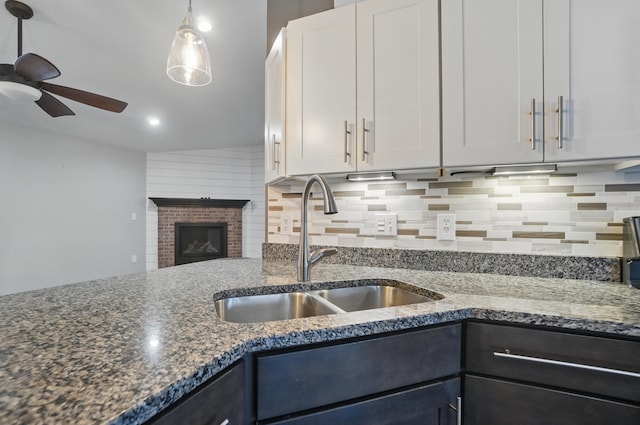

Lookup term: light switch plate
[281,214,293,235]
[375,213,398,236]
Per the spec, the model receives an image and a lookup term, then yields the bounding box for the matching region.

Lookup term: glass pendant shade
[167,18,212,86]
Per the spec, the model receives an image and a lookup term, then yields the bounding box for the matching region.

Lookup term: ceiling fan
[0,0,127,117]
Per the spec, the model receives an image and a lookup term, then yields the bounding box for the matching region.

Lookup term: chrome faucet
[297,174,338,282]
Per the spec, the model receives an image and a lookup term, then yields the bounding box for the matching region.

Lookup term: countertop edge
[114,307,639,425]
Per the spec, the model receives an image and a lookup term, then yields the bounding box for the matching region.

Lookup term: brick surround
[157,206,243,268]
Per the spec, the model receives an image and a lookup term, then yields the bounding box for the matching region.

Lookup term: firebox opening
[175,222,227,265]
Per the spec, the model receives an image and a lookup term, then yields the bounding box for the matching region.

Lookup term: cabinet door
[286,5,357,175]
[265,29,286,183]
[465,376,640,425]
[267,378,460,425]
[356,0,440,171]
[544,0,640,162]
[441,0,544,167]
[256,323,461,420]
[465,322,640,403]
[148,361,245,425]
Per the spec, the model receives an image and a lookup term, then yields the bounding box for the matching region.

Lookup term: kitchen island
[0,258,638,425]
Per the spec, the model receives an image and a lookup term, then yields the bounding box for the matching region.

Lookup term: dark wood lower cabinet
[263,378,460,425]
[142,320,640,425]
[146,360,245,425]
[464,375,640,425]
[256,323,462,420]
[464,322,640,425]
[465,321,640,403]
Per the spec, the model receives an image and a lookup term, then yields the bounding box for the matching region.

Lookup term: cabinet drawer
[465,322,640,402]
[148,361,245,425]
[256,323,461,420]
[266,378,460,425]
[465,376,640,425]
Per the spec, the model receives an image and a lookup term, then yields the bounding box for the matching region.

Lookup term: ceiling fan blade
[35,91,75,117]
[41,82,127,113]
[14,53,61,81]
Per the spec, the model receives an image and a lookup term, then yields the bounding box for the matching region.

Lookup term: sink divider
[306,291,347,314]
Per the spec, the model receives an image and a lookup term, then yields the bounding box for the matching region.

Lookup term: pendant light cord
[17,16,23,57]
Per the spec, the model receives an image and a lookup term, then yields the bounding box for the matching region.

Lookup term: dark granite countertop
[0,258,638,425]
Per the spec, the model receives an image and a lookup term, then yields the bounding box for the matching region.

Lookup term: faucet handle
[309,247,338,265]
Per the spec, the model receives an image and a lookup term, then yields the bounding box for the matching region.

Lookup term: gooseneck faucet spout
[298,174,338,282]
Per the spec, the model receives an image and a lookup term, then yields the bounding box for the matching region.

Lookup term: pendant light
[166,0,212,86]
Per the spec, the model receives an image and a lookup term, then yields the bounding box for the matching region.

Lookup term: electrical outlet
[281,214,293,235]
[437,214,456,241]
[131,255,138,263]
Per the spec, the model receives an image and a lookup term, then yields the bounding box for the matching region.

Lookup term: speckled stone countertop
[0,259,639,425]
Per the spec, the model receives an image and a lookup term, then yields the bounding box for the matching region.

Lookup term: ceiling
[0,0,267,152]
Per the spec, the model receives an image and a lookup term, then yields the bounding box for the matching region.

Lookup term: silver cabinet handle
[271,135,280,171]
[448,396,462,425]
[529,98,536,150]
[219,420,229,425]
[494,351,640,378]
[362,118,370,161]
[344,121,352,163]
[556,95,564,149]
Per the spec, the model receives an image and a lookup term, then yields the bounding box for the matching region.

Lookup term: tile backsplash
[267,167,640,258]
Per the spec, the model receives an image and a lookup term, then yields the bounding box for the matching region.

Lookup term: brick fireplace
[150,198,249,268]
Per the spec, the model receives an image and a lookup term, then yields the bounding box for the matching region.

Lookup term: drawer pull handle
[362,118,370,161]
[272,135,281,171]
[447,396,462,425]
[494,351,640,378]
[344,120,352,163]
[556,95,564,149]
[220,420,229,425]
[529,98,536,150]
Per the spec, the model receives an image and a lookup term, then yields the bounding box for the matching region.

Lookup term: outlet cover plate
[437,214,456,241]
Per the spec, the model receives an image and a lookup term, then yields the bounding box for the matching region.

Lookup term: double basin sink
[214,279,443,323]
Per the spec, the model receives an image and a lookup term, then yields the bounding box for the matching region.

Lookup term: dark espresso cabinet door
[465,321,640,403]
[267,378,461,425]
[464,322,640,425]
[465,376,640,425]
[147,360,245,425]
[256,323,462,420]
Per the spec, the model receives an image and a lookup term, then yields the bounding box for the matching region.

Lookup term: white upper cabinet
[283,0,640,175]
[442,0,640,168]
[286,0,440,176]
[286,6,357,175]
[265,29,286,183]
[356,0,440,171]
[544,0,640,162]
[441,0,544,167]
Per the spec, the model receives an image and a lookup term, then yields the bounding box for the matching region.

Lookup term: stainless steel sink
[214,280,443,323]
[214,292,342,323]
[310,285,434,312]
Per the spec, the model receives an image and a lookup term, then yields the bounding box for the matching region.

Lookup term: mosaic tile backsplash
[267,167,640,258]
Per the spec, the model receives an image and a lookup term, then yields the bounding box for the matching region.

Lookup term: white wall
[146,145,265,269]
[0,120,147,295]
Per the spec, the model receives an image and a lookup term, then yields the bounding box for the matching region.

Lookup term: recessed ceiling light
[197,16,212,32]
[148,117,160,126]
